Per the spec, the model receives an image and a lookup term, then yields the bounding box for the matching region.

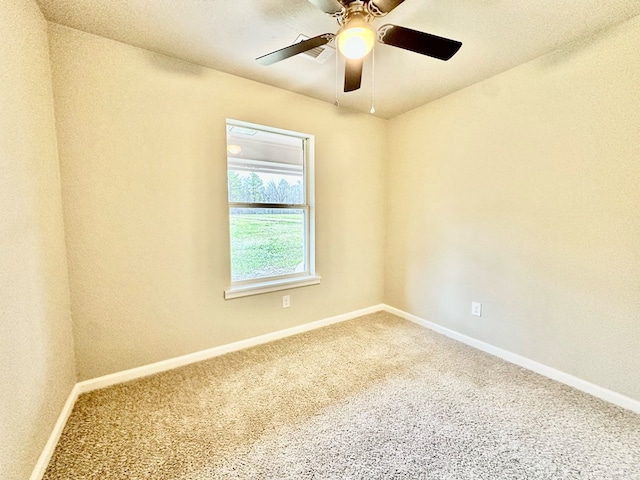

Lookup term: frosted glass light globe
[337,18,375,60]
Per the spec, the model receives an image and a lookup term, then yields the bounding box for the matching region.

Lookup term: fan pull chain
[370,43,376,114]
[334,45,339,107]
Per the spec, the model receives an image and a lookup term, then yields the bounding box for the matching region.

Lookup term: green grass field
[230,212,305,281]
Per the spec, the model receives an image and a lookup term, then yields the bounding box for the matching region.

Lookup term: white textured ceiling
[36,0,640,119]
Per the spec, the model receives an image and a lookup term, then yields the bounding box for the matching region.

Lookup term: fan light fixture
[227,144,242,155]
[256,0,463,97]
[337,16,375,60]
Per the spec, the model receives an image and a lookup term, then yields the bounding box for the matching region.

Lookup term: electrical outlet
[282,295,290,309]
[471,302,482,317]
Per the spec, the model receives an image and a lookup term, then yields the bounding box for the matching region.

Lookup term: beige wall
[8,10,634,461]
[0,2,77,479]
[386,16,640,400]
[3,5,637,476]
[48,25,387,381]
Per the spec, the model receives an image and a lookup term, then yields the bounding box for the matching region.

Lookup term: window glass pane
[229,208,306,282]
[227,169,303,204]
[227,126,304,204]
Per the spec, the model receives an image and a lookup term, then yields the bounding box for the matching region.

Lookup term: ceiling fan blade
[368,0,406,16]
[307,0,344,15]
[256,34,335,65]
[377,24,462,61]
[344,57,363,92]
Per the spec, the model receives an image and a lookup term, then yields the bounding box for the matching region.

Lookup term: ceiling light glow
[227,145,242,155]
[337,17,375,60]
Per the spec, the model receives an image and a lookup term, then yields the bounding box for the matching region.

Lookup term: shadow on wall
[146,51,206,76]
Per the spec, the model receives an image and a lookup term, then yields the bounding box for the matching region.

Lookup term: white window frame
[224,119,320,299]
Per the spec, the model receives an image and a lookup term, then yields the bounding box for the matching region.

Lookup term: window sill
[224,275,321,300]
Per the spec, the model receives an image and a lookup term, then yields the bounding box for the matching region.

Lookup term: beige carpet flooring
[44,312,640,479]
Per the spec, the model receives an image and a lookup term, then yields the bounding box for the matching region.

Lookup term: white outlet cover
[471,302,482,317]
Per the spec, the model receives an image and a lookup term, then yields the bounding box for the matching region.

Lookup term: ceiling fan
[256,0,462,93]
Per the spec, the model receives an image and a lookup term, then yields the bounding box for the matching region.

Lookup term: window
[224,120,320,299]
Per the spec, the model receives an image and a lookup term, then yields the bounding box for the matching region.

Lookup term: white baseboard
[382,304,640,415]
[77,304,385,394]
[32,304,383,479]
[30,383,82,480]
[33,302,639,479]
